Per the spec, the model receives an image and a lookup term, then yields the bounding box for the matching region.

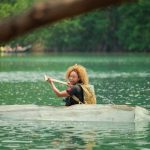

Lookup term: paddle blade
[44,75,48,81]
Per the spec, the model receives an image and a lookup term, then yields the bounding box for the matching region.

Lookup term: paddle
[44,75,68,85]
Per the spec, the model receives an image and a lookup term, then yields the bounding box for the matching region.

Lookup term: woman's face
[68,71,80,85]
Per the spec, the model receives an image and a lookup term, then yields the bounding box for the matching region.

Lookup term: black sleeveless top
[64,84,84,106]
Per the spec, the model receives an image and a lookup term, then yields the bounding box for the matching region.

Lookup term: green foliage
[0,0,149,52]
[116,0,150,52]
[0,0,34,18]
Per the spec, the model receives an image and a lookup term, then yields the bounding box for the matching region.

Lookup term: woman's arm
[47,77,69,97]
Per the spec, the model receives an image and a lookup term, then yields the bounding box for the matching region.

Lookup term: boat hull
[0,104,149,122]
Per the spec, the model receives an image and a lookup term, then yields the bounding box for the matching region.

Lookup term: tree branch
[0,0,136,42]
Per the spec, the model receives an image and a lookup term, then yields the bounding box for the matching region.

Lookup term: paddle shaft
[51,78,68,85]
[44,75,68,85]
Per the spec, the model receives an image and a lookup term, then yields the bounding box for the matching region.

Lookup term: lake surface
[0,53,150,149]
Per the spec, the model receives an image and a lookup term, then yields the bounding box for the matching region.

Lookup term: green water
[0,53,150,149]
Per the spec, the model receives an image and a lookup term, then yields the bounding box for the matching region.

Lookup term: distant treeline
[0,0,149,52]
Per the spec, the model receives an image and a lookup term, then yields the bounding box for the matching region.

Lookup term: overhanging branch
[0,0,136,42]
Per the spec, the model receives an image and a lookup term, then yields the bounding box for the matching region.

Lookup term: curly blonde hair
[65,64,89,85]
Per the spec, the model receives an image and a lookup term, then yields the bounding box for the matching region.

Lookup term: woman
[47,64,96,106]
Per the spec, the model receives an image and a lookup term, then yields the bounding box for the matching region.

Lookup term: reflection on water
[0,120,150,150]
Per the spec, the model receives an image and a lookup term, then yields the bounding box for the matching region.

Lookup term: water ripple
[0,71,149,82]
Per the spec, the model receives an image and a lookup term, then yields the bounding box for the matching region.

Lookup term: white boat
[0,104,150,122]
[0,45,31,53]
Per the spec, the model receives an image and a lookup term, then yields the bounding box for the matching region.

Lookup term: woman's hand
[47,77,53,84]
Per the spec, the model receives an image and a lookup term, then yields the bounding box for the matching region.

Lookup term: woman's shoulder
[68,84,83,92]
